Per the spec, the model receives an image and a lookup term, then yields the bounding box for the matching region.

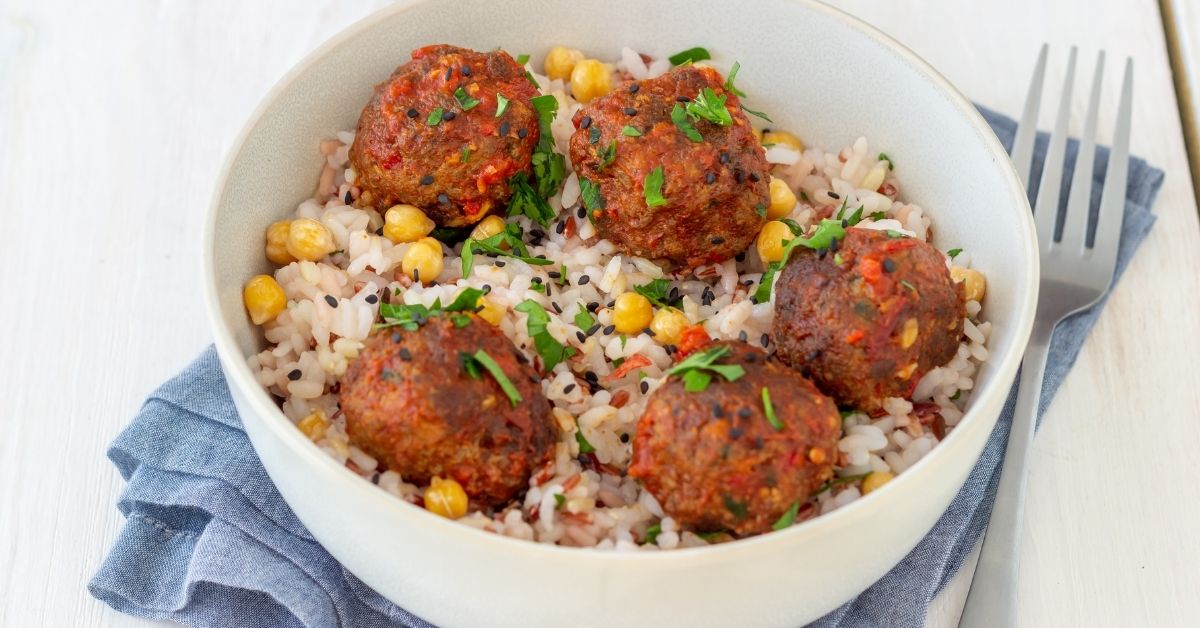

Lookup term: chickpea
[475,296,506,325]
[286,218,336,261]
[469,215,507,243]
[756,221,793,264]
[265,220,295,265]
[767,177,798,219]
[612,292,653,335]
[401,240,444,284]
[761,130,804,152]
[243,274,287,325]
[649,308,689,345]
[424,476,469,519]
[543,45,584,81]
[570,59,612,104]
[383,204,435,244]
[861,471,895,495]
[950,266,987,302]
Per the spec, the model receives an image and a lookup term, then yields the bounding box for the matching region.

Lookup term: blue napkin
[90,107,1162,628]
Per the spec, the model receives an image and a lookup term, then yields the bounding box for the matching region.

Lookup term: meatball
[339,314,556,506]
[773,228,965,411]
[628,342,840,536]
[349,44,541,227]
[568,65,769,269]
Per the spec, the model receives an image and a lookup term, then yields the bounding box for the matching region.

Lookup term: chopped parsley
[554,493,566,508]
[453,87,480,111]
[459,351,481,379]
[515,53,530,65]
[741,104,773,123]
[722,494,748,519]
[495,93,510,118]
[444,287,486,313]
[451,314,472,328]
[514,299,576,371]
[666,345,746,393]
[462,222,554,277]
[425,107,444,126]
[643,165,667,207]
[868,211,888,221]
[579,177,605,212]
[814,473,871,496]
[574,304,596,331]
[779,218,804,235]
[667,46,711,65]
[644,523,662,544]
[671,103,703,142]
[685,87,733,126]
[633,278,681,308]
[530,95,566,201]
[755,203,767,218]
[575,429,596,454]
[507,172,556,226]
[460,145,471,163]
[377,287,484,330]
[588,126,601,144]
[761,387,782,430]
[723,61,746,97]
[947,248,963,259]
[772,501,800,531]
[753,219,848,303]
[885,229,907,238]
[878,152,894,170]
[621,125,643,137]
[468,349,523,406]
[845,205,865,226]
[598,141,618,169]
[900,279,917,293]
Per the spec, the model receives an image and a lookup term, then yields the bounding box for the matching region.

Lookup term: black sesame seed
[375,227,384,236]
[719,152,730,164]
[548,270,561,279]
[705,171,716,184]
[576,331,586,342]
[603,325,616,335]
[495,260,506,267]
[711,403,724,418]
[841,219,849,228]
[734,169,745,184]
[287,369,302,381]
[391,332,402,343]
[437,193,450,204]
[580,115,592,129]
[735,252,747,263]
[730,426,744,439]
[399,347,413,361]
[578,275,591,285]
[406,107,419,118]
[587,302,600,312]
[883,258,897,273]
[737,407,752,419]
[552,302,563,314]
[664,344,677,354]
[741,279,754,286]
[371,473,381,484]
[829,237,840,253]
[555,221,566,234]
[443,67,453,81]
[577,206,587,218]
[461,65,471,76]
[760,333,770,347]
[344,190,354,204]
[738,330,748,342]
[620,432,631,443]
[744,353,757,363]
[606,300,615,308]
[324,294,338,307]
[500,121,510,136]
[482,284,492,294]
[643,327,655,337]
[518,128,528,139]
[585,370,599,382]
[749,172,761,182]
[628,84,640,94]
[365,294,379,304]
[668,287,680,302]
[711,236,725,245]
[420,174,435,186]
[586,323,600,337]
[623,107,637,116]
[442,110,456,121]
[676,95,690,102]
[532,277,543,284]
[818,248,828,260]
[828,191,841,200]
[639,380,649,394]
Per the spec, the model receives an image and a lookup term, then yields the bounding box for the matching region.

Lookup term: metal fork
[958,45,1134,628]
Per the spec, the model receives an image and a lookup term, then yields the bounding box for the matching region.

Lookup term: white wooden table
[2,1,1198,626]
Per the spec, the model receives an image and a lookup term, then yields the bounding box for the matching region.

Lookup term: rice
[247,47,993,550]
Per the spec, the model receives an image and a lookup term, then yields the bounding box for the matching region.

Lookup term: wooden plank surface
[0,1,1196,626]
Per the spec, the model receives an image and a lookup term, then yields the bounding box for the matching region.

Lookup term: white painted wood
[0,1,1195,626]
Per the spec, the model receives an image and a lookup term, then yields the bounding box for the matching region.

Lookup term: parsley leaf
[462,223,554,277]
[868,211,888,221]
[685,87,732,126]
[459,351,481,379]
[574,304,596,331]
[666,345,746,392]
[444,287,485,313]
[671,103,703,142]
[668,46,711,65]
[598,141,617,170]
[514,299,576,371]
[530,94,566,200]
[426,107,444,126]
[469,349,523,406]
[740,104,773,123]
[575,429,596,454]
[947,248,963,259]
[495,93,510,118]
[845,205,865,227]
[753,219,849,303]
[814,473,871,496]
[460,145,471,163]
[621,125,642,137]
[878,152,894,170]
[643,165,667,208]
[723,494,748,519]
[633,278,680,308]
[579,177,605,212]
[772,501,800,531]
[451,314,472,328]
[762,387,782,430]
[645,523,662,544]
[507,171,556,226]
[515,53,530,65]
[453,87,480,111]
[377,302,431,331]
[588,126,601,144]
[554,493,566,508]
[723,60,746,97]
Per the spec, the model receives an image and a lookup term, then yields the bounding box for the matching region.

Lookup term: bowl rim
[203,0,1037,563]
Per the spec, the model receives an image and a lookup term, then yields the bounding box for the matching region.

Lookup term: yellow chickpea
[649,308,689,345]
[469,215,507,243]
[861,471,895,495]
[243,274,287,325]
[950,266,987,302]
[612,292,653,335]
[286,218,336,261]
[424,476,469,519]
[383,204,435,244]
[767,177,798,220]
[296,411,329,441]
[756,221,794,263]
[265,220,295,265]
[475,296,506,325]
[570,59,612,104]
[761,130,804,152]
[543,46,584,81]
[401,241,444,284]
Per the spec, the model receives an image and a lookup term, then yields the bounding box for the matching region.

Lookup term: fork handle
[959,321,1054,628]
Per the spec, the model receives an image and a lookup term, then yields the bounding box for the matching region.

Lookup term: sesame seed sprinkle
[461,65,471,76]
[324,295,338,307]
[580,115,592,129]
[365,294,379,304]
[420,174,434,185]
[760,333,770,347]
[287,369,302,381]
[442,110,456,121]
[603,325,615,335]
[578,275,591,285]
[518,128,528,139]
[738,330,748,342]
[500,121,510,136]
[564,383,576,394]
[705,172,716,184]
[576,331,586,342]
[629,84,640,93]
[406,107,418,118]
[640,380,649,394]
[623,107,637,116]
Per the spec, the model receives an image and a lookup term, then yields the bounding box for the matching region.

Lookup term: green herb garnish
[598,141,617,170]
[671,103,702,142]
[459,351,481,379]
[668,46,711,65]
[722,494,748,519]
[579,177,605,212]
[530,94,566,201]
[878,152,894,170]
[885,229,907,238]
[574,304,596,331]
[453,87,480,111]
[378,287,484,330]
[444,287,485,313]
[469,349,523,406]
[644,523,662,544]
[947,248,963,259]
[868,211,887,221]
[575,429,596,454]
[589,126,601,144]
[685,87,732,126]
[554,493,566,508]
[643,165,667,208]
[462,223,554,277]
[451,314,472,328]
[845,205,865,227]
[753,219,848,303]
[495,93,510,118]
[515,299,576,371]
[723,61,746,97]
[621,125,642,137]
[426,107,444,126]
[633,278,681,308]
[772,501,800,531]
[900,279,917,293]
[814,473,871,496]
[761,387,782,430]
[507,171,556,226]
[741,105,773,123]
[515,53,530,65]
[779,218,804,235]
[460,145,472,163]
[666,345,746,393]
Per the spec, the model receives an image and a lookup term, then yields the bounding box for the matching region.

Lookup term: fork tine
[1011,44,1048,189]
[1059,51,1105,251]
[1033,47,1078,245]
[1091,58,1133,281]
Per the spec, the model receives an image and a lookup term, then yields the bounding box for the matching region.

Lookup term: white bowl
[203,1,1037,625]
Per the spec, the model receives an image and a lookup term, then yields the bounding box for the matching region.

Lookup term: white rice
[248,48,992,550]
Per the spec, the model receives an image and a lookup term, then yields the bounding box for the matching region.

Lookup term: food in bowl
[244,43,992,550]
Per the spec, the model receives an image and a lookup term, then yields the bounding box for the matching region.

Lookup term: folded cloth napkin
[90,107,1163,628]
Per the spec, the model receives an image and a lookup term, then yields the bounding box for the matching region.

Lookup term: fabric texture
[90,107,1163,627]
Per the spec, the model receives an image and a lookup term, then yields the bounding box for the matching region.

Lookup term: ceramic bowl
[204,1,1037,625]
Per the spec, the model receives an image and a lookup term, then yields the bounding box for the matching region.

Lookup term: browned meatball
[773,228,965,411]
[349,44,541,227]
[339,314,556,506]
[569,66,769,269]
[628,342,840,536]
